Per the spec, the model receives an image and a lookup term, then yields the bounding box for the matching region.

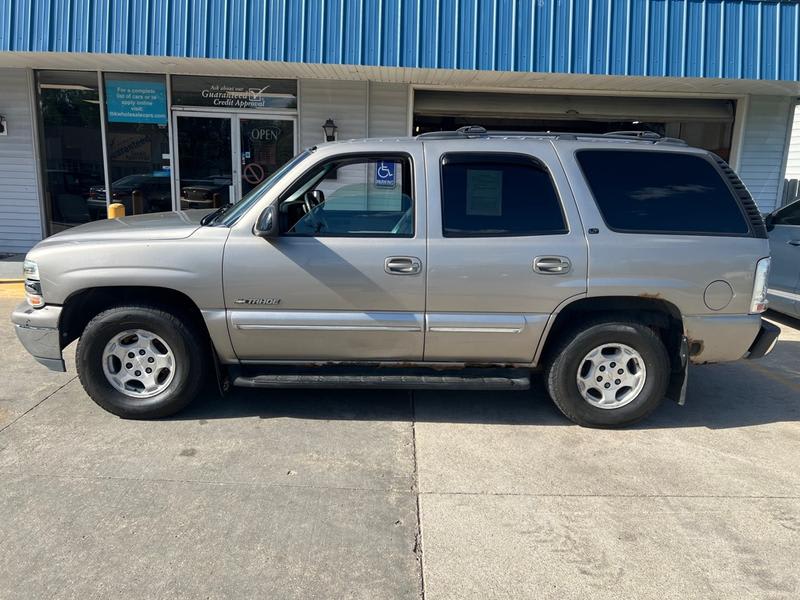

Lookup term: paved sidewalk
[0,253,24,280]
[1,295,799,599]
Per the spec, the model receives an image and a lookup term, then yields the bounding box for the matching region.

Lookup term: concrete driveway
[1,294,799,599]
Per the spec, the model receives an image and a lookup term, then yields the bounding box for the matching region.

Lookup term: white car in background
[766,199,800,318]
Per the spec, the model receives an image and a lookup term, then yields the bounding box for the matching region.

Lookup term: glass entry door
[174,113,234,210]
[238,118,296,196]
[173,112,295,210]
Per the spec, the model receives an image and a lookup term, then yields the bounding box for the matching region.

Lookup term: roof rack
[417,125,489,139]
[416,126,687,146]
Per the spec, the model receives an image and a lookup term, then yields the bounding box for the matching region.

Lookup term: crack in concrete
[3,467,794,502]
[0,376,78,435]
[410,390,427,600]
[418,491,800,499]
[0,469,413,495]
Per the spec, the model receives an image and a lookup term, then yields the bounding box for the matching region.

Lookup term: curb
[0,281,25,299]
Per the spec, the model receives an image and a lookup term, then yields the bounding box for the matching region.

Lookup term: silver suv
[12,129,779,427]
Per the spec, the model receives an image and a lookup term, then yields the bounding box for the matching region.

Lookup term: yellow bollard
[108,203,125,219]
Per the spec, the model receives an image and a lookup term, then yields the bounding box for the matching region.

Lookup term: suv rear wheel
[76,305,207,419]
[544,320,670,428]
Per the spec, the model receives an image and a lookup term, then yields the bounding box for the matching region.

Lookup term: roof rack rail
[417,125,488,139]
[416,127,687,145]
[603,130,662,139]
[603,130,687,145]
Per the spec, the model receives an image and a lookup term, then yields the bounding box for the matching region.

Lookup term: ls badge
[234,298,281,305]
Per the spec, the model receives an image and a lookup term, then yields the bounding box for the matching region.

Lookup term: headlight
[22,259,39,280]
[750,257,770,314]
[22,259,44,308]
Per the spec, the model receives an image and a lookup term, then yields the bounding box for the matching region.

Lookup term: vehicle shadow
[171,339,800,430]
[766,309,800,332]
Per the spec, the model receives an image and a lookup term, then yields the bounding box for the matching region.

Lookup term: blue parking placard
[375,161,396,188]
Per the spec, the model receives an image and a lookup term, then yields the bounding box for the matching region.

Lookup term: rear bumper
[683,314,771,364]
[10,301,65,372]
[745,320,781,360]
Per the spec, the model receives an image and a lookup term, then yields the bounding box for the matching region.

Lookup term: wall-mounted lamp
[322,118,338,142]
[0,114,7,136]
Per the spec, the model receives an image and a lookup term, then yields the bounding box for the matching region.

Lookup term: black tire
[76,305,207,419]
[543,320,670,428]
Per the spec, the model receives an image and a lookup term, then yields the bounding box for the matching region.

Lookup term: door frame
[170,110,297,210]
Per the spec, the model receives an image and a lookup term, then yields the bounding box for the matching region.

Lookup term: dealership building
[0,0,799,253]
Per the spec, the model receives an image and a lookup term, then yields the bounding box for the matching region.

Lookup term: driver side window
[279,155,414,237]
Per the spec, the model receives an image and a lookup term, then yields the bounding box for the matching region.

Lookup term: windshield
[209,149,312,226]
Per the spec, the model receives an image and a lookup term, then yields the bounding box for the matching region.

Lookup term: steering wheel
[302,190,328,233]
[303,190,323,214]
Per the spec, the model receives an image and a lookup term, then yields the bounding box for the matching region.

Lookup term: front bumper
[10,301,65,372]
[745,320,781,360]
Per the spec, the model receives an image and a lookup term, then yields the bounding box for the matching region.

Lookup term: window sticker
[466,169,503,216]
[105,80,167,125]
[374,161,397,188]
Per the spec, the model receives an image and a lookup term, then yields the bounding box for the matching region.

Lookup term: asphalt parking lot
[1,293,799,599]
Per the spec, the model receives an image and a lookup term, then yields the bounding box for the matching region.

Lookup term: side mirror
[764,212,775,232]
[254,205,278,238]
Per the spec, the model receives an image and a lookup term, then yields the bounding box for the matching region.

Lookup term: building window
[440,153,567,237]
[103,73,171,215]
[36,71,106,233]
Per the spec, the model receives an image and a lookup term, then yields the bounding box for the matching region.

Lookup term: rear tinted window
[576,150,750,235]
[440,153,567,237]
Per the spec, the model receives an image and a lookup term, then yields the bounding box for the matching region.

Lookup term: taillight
[750,257,771,313]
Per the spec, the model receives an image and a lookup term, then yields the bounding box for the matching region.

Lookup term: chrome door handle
[385,256,422,275]
[787,240,800,247]
[533,256,572,275]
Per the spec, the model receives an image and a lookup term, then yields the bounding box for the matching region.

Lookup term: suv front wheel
[544,320,670,428]
[76,305,207,419]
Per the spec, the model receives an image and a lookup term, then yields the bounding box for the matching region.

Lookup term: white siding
[0,68,42,253]
[737,95,794,213]
[299,79,409,146]
[368,83,408,137]
[298,79,410,210]
[299,79,368,202]
[299,79,368,149]
[785,103,800,180]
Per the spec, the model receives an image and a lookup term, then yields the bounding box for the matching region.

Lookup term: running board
[232,367,530,390]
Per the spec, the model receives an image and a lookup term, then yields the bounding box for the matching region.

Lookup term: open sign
[250,126,282,142]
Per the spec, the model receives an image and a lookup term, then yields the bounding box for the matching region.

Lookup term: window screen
[576,150,750,235]
[440,153,567,237]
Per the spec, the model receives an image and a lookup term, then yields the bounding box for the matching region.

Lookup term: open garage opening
[413,90,735,161]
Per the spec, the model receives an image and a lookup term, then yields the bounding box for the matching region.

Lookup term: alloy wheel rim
[101,329,176,398]
[576,343,647,410]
